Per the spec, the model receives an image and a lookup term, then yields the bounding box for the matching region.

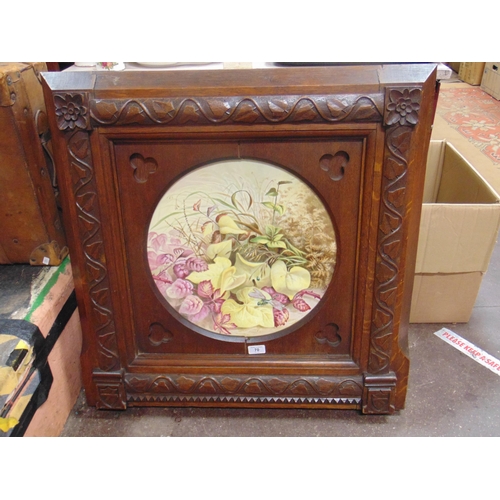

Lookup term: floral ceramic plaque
[147,160,337,338]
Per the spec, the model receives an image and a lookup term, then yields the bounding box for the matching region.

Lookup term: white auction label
[434,328,500,377]
[248,345,266,355]
[43,256,50,265]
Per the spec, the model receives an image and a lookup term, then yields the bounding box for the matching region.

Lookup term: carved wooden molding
[129,394,361,406]
[125,373,363,406]
[362,373,397,414]
[93,371,127,410]
[89,94,384,127]
[369,87,422,375]
[54,93,90,131]
[67,130,120,372]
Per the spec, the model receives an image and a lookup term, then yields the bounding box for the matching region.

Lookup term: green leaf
[274,204,285,216]
[283,256,309,265]
[265,188,278,197]
[265,225,280,238]
[212,197,236,209]
[284,238,306,256]
[267,241,287,249]
[250,236,271,245]
[231,190,253,211]
[262,201,276,211]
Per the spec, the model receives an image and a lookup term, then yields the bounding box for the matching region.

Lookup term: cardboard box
[437,63,452,80]
[480,63,500,100]
[410,140,500,323]
[459,62,486,85]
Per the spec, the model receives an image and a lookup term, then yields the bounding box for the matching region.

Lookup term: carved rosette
[385,88,421,126]
[66,125,120,375]
[89,94,384,127]
[125,373,363,406]
[367,87,422,394]
[54,93,90,130]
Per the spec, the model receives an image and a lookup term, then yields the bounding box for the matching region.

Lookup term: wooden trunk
[42,64,437,414]
[0,62,67,265]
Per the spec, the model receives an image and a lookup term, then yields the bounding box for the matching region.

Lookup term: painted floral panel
[147,160,337,338]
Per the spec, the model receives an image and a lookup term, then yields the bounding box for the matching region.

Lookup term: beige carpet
[432,81,500,194]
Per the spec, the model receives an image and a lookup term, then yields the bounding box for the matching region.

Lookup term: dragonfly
[248,288,286,310]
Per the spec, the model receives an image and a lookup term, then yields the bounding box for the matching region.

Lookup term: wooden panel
[41,64,438,414]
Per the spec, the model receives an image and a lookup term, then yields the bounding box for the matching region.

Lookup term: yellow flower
[270,260,311,299]
[234,253,272,289]
[206,240,232,260]
[218,215,247,235]
[221,287,274,328]
[219,266,247,295]
[186,256,245,294]
[187,256,232,289]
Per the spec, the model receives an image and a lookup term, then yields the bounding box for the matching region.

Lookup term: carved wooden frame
[42,66,437,414]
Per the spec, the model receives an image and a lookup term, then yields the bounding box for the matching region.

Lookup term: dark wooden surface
[42,64,438,414]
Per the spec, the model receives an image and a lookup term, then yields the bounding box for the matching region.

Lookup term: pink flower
[148,232,170,253]
[152,270,172,295]
[179,295,205,316]
[166,279,194,299]
[291,289,321,311]
[262,287,290,305]
[191,305,210,322]
[197,280,225,313]
[179,295,210,322]
[173,262,190,279]
[185,256,208,272]
[148,251,161,270]
[148,232,193,259]
[292,298,310,312]
[197,280,215,298]
[273,307,290,327]
[174,256,208,278]
[148,251,175,271]
[213,312,237,335]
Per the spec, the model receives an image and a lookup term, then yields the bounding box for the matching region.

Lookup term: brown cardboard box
[459,62,486,85]
[480,63,500,100]
[410,140,500,323]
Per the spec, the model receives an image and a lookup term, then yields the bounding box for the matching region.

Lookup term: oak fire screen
[42,64,437,414]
